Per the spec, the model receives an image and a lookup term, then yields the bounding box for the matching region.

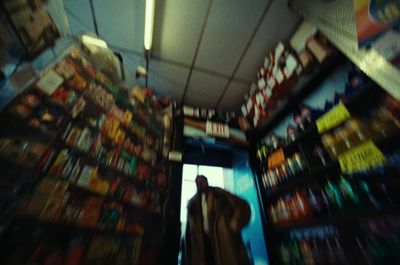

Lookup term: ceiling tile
[218,81,248,112]
[94,0,144,52]
[148,60,189,101]
[152,0,209,64]
[63,0,96,34]
[194,0,269,76]
[185,70,228,108]
[121,52,145,88]
[235,0,301,81]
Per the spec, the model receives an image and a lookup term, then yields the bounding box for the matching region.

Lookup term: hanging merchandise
[242,28,335,128]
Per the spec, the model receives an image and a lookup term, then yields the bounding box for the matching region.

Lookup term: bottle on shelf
[263,152,306,190]
[279,226,349,265]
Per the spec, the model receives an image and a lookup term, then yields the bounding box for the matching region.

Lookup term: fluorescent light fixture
[81,35,108,48]
[144,0,155,50]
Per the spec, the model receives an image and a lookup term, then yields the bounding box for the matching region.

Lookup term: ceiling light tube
[144,0,155,50]
[81,35,108,48]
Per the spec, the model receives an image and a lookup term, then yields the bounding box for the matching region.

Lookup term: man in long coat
[184,175,252,265]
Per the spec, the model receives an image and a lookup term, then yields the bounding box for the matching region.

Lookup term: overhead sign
[168,151,182,162]
[206,121,230,138]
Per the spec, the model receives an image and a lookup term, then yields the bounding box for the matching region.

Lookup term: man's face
[196,176,209,192]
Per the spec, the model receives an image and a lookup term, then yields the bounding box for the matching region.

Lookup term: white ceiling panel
[148,60,189,101]
[121,52,145,88]
[63,0,96,35]
[194,0,269,76]
[152,0,209,64]
[185,71,228,108]
[235,0,301,80]
[218,81,249,112]
[94,0,144,52]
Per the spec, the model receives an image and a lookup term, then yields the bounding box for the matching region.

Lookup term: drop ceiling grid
[93,0,144,52]
[184,70,229,108]
[148,60,189,100]
[121,51,146,88]
[194,0,270,76]
[63,0,96,34]
[217,81,249,112]
[152,0,210,65]
[234,0,301,80]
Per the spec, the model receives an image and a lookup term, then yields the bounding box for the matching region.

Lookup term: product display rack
[249,57,400,265]
[0,45,172,265]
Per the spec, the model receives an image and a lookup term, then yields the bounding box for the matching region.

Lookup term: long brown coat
[184,187,251,265]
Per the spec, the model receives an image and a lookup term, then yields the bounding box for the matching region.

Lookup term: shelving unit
[274,205,400,231]
[0,44,173,265]
[249,54,400,265]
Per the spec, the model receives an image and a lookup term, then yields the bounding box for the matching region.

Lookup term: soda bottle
[308,187,324,216]
[320,188,332,216]
[289,195,301,222]
[325,180,344,212]
[300,239,316,265]
[333,237,349,265]
[294,153,305,172]
[290,240,305,265]
[338,176,359,211]
[286,157,296,176]
[269,203,278,224]
[279,242,291,265]
[295,192,313,219]
[359,180,381,210]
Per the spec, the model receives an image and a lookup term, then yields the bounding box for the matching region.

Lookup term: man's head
[195,175,209,192]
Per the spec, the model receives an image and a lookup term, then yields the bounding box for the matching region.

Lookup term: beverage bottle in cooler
[377,182,395,207]
[278,198,291,224]
[293,153,306,172]
[313,228,328,265]
[269,203,278,224]
[295,191,313,219]
[338,176,360,211]
[325,180,344,212]
[289,195,301,222]
[300,239,316,265]
[289,240,305,265]
[279,242,291,265]
[358,180,381,210]
[271,168,278,187]
[307,187,324,217]
[286,157,297,176]
[355,236,374,265]
[280,163,289,182]
[331,237,349,265]
[320,188,332,215]
[257,145,263,162]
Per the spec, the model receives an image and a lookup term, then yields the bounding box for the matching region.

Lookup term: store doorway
[179,160,269,265]
[180,164,234,237]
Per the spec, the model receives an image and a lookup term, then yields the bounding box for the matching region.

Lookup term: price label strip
[316,102,351,133]
[338,140,387,173]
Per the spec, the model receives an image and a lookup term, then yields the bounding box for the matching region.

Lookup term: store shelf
[273,205,400,231]
[255,54,345,140]
[0,46,170,263]
[67,183,159,216]
[265,161,340,199]
[258,80,378,158]
[264,128,400,201]
[14,215,143,238]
